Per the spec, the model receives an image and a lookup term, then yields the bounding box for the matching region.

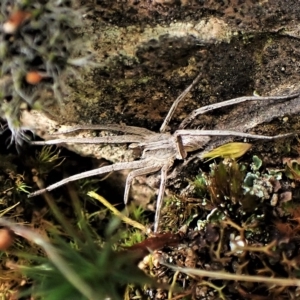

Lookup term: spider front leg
[30,135,146,146]
[179,93,299,129]
[174,129,296,160]
[49,124,155,136]
[175,129,295,142]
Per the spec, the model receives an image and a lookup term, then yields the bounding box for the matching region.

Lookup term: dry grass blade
[162,262,300,287]
[88,191,147,232]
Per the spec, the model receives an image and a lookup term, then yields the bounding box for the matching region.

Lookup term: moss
[0,0,91,144]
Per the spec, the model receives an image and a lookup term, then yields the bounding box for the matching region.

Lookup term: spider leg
[28,160,149,198]
[175,129,295,141]
[154,164,169,233]
[123,165,162,204]
[160,73,201,133]
[30,135,146,145]
[51,124,155,136]
[179,93,299,129]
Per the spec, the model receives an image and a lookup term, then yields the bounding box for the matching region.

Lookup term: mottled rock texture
[44,0,300,131]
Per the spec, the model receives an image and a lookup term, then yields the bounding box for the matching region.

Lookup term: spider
[28,73,299,232]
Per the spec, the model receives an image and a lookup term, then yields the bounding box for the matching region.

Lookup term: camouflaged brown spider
[28,73,298,232]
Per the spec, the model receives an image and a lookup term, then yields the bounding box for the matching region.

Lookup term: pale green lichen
[243,156,282,200]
